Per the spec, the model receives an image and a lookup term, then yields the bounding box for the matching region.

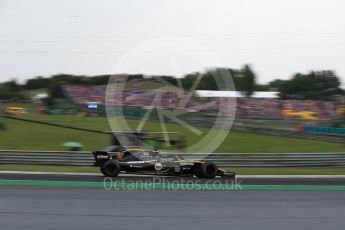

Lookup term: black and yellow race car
[93,132,235,179]
[93,148,235,179]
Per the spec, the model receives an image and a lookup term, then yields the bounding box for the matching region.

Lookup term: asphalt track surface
[1,188,345,230]
[2,171,345,185]
[1,172,345,229]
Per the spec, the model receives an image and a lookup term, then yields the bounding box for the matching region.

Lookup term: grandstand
[62,85,342,120]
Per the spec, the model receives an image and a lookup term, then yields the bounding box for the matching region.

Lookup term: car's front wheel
[101,160,120,177]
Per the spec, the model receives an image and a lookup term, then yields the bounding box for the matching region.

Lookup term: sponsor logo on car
[97,155,109,160]
[154,163,163,171]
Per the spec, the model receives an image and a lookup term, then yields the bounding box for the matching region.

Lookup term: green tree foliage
[25,76,51,89]
[201,71,218,90]
[240,65,256,97]
[254,84,270,91]
[153,72,218,91]
[230,65,257,96]
[41,96,56,106]
[270,71,343,100]
[1,67,342,102]
[89,75,110,85]
[51,74,86,85]
[158,75,178,87]
[0,84,11,99]
[48,83,64,99]
[0,80,27,100]
[181,73,198,90]
[170,71,218,91]
[127,74,144,82]
[152,68,247,92]
[269,79,285,89]
[4,80,20,92]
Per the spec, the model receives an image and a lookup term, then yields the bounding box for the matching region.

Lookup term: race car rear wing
[92,151,110,166]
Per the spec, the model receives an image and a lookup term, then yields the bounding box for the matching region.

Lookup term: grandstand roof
[196,90,279,98]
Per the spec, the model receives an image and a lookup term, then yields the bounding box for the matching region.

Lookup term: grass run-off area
[0,114,344,153]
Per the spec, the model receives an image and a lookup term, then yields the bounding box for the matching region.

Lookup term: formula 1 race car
[92,132,235,179]
[93,149,235,179]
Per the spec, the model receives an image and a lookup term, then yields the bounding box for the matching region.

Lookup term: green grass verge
[1,114,344,152]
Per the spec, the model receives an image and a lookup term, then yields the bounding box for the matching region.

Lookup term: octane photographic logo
[105,37,236,155]
[103,177,243,191]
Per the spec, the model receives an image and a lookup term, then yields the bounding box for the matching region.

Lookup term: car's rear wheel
[100,165,106,175]
[101,160,120,177]
[195,162,218,179]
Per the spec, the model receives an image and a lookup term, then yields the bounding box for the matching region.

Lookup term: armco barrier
[304,126,345,135]
[1,150,345,168]
[232,126,345,143]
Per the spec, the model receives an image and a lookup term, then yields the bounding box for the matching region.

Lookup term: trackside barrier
[304,126,345,135]
[1,150,345,168]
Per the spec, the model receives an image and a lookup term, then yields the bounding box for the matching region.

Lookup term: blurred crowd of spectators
[63,85,341,119]
[63,86,105,105]
[63,85,202,110]
[236,98,339,119]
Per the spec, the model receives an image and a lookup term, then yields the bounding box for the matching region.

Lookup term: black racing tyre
[101,160,120,177]
[198,162,218,179]
[100,165,106,175]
